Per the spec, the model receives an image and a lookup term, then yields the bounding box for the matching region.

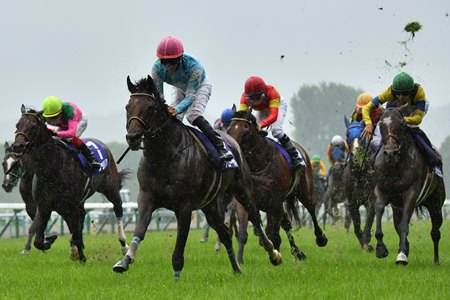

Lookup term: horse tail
[118,169,133,189]
[285,196,302,231]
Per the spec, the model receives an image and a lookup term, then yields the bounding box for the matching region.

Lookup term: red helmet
[156,36,184,59]
[244,76,267,97]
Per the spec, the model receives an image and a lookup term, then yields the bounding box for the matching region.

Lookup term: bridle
[230,117,270,160]
[14,112,44,156]
[126,93,172,139]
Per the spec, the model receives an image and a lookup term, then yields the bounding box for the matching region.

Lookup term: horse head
[12,105,51,156]
[125,75,169,150]
[344,116,365,154]
[228,105,263,153]
[2,141,25,192]
[378,108,406,163]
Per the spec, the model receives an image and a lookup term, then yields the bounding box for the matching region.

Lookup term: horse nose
[126,132,142,142]
[2,182,13,193]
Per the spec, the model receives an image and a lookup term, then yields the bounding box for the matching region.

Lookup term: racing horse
[323,148,351,230]
[112,76,281,280]
[11,105,130,262]
[2,142,37,254]
[373,107,445,265]
[312,162,327,218]
[342,118,375,251]
[227,108,328,263]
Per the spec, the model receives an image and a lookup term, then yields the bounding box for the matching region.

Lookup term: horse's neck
[142,122,188,160]
[30,142,73,177]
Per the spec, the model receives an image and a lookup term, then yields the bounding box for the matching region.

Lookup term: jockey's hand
[256,124,262,131]
[167,106,177,117]
[362,124,374,139]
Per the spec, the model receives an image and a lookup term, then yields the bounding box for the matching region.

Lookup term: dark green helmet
[392,72,414,92]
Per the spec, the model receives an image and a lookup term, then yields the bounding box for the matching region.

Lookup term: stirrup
[219,150,233,162]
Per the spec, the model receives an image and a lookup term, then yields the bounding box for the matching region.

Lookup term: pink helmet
[156,36,184,59]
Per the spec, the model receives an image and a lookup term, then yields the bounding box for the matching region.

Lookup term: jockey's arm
[404,99,426,126]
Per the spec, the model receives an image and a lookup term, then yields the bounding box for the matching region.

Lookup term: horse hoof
[395,252,408,265]
[45,234,58,245]
[376,245,389,258]
[269,250,283,266]
[174,271,181,281]
[21,249,30,255]
[70,246,79,261]
[316,235,328,247]
[296,251,307,261]
[200,237,208,243]
[112,258,130,273]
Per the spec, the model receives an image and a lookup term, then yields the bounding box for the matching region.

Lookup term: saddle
[58,139,108,176]
[188,127,239,171]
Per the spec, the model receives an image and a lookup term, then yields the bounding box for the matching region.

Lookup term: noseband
[127,93,171,139]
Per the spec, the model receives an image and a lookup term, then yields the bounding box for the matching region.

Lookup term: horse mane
[134,77,166,105]
[233,110,257,127]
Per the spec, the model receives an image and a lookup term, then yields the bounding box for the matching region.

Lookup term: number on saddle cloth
[62,139,109,175]
[187,127,238,170]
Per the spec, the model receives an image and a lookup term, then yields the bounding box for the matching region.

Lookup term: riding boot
[193,116,233,162]
[279,134,306,172]
[78,143,101,171]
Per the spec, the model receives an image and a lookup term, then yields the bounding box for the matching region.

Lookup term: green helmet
[312,154,321,162]
[42,96,62,117]
[392,72,414,92]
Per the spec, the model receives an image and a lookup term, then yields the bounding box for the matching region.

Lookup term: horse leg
[112,196,155,273]
[391,207,412,265]
[203,204,241,275]
[426,203,443,266]
[22,220,36,254]
[301,198,328,247]
[374,192,388,258]
[33,208,55,251]
[21,178,36,254]
[201,223,210,243]
[280,212,306,260]
[234,201,248,264]
[362,201,375,252]
[65,209,87,262]
[102,188,129,255]
[344,204,352,233]
[348,202,364,249]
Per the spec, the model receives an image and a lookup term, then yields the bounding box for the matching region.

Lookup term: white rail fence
[1,201,450,239]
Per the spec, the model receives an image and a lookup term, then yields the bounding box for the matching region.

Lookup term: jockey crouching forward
[41,96,101,171]
[361,72,442,177]
[151,35,232,163]
[239,76,306,172]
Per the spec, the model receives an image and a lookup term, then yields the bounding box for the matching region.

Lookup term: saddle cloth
[61,139,109,176]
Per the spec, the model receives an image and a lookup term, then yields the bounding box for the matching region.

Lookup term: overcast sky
[1,0,449,143]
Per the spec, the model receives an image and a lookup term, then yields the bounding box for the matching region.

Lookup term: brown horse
[2,142,37,254]
[112,76,282,280]
[11,105,130,262]
[373,107,445,265]
[227,108,328,263]
[343,118,375,251]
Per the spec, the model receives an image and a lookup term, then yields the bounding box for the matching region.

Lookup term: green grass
[0,220,449,300]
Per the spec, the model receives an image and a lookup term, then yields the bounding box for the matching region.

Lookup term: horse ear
[146,75,157,95]
[21,104,26,114]
[344,115,350,128]
[4,141,9,150]
[232,104,236,114]
[127,76,137,94]
[246,106,253,118]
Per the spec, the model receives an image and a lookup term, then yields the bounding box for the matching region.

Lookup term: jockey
[350,92,382,148]
[213,108,233,131]
[41,96,101,171]
[327,135,349,165]
[361,72,442,177]
[151,35,233,162]
[311,154,327,177]
[311,154,327,189]
[239,76,306,171]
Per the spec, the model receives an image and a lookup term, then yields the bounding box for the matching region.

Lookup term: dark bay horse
[2,142,37,254]
[227,108,328,263]
[12,105,129,262]
[112,76,281,280]
[373,107,445,265]
[323,153,351,230]
[343,118,375,251]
